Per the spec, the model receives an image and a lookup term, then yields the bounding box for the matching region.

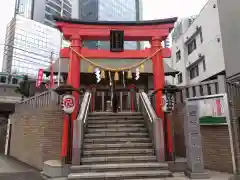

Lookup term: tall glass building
[14,0,72,27]
[2,15,61,77]
[72,0,143,50]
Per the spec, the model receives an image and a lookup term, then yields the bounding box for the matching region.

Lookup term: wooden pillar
[61,35,82,159]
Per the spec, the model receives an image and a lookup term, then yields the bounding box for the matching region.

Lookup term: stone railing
[226,81,240,103]
[15,90,61,111]
[175,75,227,103]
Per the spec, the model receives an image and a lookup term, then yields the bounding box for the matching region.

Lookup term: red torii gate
[55,17,177,161]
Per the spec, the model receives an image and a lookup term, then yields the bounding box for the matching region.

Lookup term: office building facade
[169,0,223,86]
[15,0,72,27]
[2,15,61,78]
[72,0,143,49]
[169,0,240,85]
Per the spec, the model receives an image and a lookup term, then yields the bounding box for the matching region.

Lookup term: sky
[0,0,208,70]
[142,0,208,20]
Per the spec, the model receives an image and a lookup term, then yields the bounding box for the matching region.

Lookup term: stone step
[84,137,151,144]
[71,162,168,173]
[85,132,148,138]
[83,149,154,157]
[87,123,144,128]
[87,116,144,120]
[87,119,144,124]
[84,142,153,150]
[89,112,142,116]
[81,155,157,165]
[87,127,147,133]
[68,170,172,180]
[121,176,168,180]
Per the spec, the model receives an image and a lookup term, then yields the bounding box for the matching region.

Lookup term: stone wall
[168,104,186,157]
[169,102,233,173]
[201,125,233,172]
[9,105,64,170]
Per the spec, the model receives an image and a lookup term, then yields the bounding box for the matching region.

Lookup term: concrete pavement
[0,154,232,180]
[0,154,44,180]
[168,171,232,179]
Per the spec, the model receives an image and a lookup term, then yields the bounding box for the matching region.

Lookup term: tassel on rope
[114,71,119,81]
[135,68,140,80]
[88,65,93,73]
[140,64,145,73]
[100,70,105,79]
[127,69,132,79]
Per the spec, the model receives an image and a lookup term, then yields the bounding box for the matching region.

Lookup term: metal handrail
[139,92,165,162]
[140,94,154,123]
[140,92,159,120]
[72,91,92,165]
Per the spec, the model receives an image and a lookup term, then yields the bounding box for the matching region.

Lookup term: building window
[189,64,199,79]
[12,78,18,84]
[177,73,183,84]
[63,9,71,17]
[176,50,181,62]
[187,39,196,55]
[45,14,53,21]
[203,59,206,71]
[0,76,7,83]
[63,4,71,12]
[200,31,203,43]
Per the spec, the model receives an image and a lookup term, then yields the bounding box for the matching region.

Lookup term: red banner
[36,69,44,88]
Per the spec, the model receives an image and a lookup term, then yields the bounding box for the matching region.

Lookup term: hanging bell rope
[108,71,112,86]
[122,71,125,88]
[69,46,162,72]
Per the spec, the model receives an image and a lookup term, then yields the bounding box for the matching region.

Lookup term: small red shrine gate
[55,17,177,161]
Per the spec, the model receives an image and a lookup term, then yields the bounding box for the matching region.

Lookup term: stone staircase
[68,112,172,180]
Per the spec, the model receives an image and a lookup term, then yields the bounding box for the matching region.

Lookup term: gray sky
[0,0,208,70]
[142,0,208,20]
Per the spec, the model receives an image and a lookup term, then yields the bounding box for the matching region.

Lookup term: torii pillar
[151,37,165,119]
[61,35,82,160]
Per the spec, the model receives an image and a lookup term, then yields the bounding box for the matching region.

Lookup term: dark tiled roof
[53,16,178,26]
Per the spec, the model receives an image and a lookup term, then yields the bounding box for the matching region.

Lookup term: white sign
[62,94,75,114]
[198,97,224,118]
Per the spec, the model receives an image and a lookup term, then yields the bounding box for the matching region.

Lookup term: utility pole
[57,0,64,87]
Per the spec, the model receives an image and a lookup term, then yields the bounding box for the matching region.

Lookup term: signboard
[185,94,236,176]
[110,30,124,52]
[162,94,174,113]
[62,94,75,114]
[36,69,44,88]
[184,98,209,178]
